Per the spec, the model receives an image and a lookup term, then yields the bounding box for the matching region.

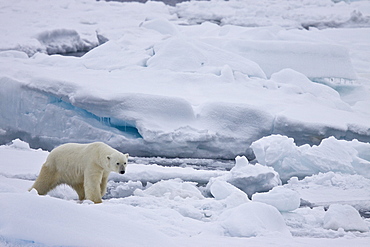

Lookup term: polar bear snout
[119,170,125,174]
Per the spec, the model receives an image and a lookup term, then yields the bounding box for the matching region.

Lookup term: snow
[1,0,370,245]
[323,204,368,232]
[0,192,174,247]
[219,202,291,238]
[1,139,370,246]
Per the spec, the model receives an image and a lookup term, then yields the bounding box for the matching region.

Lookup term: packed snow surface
[1,139,370,246]
[0,0,370,158]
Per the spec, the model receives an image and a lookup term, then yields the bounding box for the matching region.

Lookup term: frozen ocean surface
[0,0,370,159]
[0,0,370,246]
[0,139,370,246]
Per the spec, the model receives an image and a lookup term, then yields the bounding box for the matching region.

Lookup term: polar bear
[29,142,129,203]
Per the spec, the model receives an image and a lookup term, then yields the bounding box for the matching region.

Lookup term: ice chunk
[207,156,281,197]
[219,202,291,237]
[209,180,249,209]
[105,180,144,199]
[9,139,31,150]
[323,204,368,232]
[228,156,281,196]
[136,179,204,200]
[252,187,300,212]
[251,135,370,181]
[36,29,96,55]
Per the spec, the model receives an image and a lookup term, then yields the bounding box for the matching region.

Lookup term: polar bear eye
[116,163,120,166]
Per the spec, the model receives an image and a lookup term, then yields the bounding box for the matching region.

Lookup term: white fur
[29,142,129,203]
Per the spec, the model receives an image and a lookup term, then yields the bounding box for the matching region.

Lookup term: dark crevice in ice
[36,29,109,57]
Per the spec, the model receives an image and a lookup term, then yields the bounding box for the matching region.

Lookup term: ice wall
[1,69,369,159]
[0,77,141,150]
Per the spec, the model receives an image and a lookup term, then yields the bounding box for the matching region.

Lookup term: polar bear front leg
[72,183,85,201]
[84,168,104,204]
[100,174,109,198]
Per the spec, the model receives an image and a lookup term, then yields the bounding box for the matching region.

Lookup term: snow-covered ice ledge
[1,71,369,159]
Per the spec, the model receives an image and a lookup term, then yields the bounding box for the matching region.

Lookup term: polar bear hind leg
[29,163,59,195]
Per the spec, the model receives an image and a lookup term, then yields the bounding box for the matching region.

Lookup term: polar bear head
[107,153,129,174]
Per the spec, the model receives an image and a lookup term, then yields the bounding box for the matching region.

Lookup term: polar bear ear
[125,153,129,159]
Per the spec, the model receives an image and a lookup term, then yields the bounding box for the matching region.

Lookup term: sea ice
[1,0,369,159]
[0,0,370,245]
[1,140,370,246]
